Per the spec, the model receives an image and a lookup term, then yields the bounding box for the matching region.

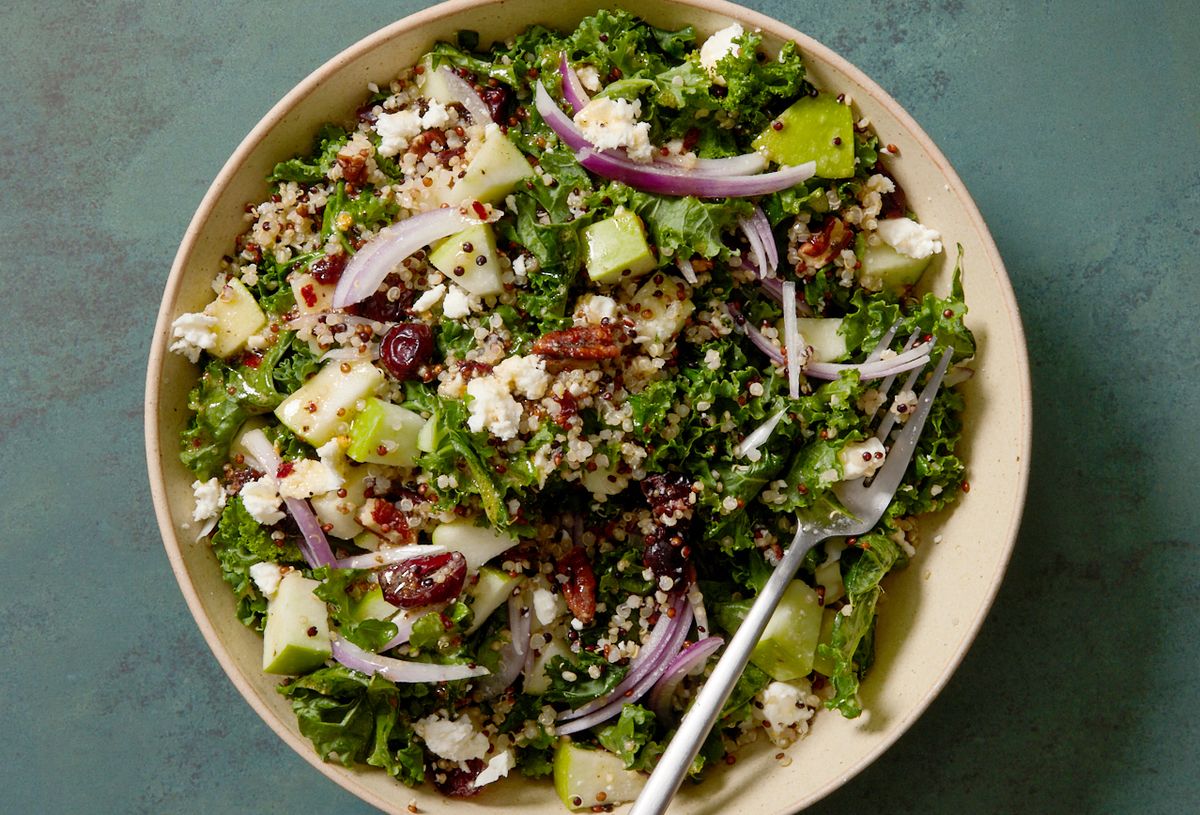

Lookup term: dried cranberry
[557,547,597,624]
[478,85,511,123]
[379,551,467,608]
[379,323,434,380]
[350,277,415,322]
[309,253,347,285]
[433,758,485,797]
[641,473,694,524]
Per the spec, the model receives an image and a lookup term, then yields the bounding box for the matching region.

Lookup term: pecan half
[532,325,620,361]
[556,546,597,624]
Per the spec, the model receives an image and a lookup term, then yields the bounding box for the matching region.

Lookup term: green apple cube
[754,581,823,680]
[583,208,657,285]
[416,413,443,453]
[524,634,570,695]
[797,317,847,363]
[631,274,694,343]
[430,521,518,574]
[811,608,839,678]
[464,566,521,633]
[289,271,335,315]
[416,57,457,107]
[274,360,384,446]
[554,739,646,811]
[752,93,855,179]
[815,557,845,605]
[442,128,534,206]
[861,240,933,294]
[350,585,399,623]
[346,397,424,467]
[428,223,505,297]
[207,277,267,358]
[309,464,369,539]
[262,572,332,675]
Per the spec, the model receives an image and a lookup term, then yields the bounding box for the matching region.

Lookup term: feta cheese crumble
[574,97,653,162]
[875,217,943,260]
[374,109,422,156]
[241,477,285,525]
[411,283,447,313]
[492,354,551,400]
[169,312,217,363]
[442,284,472,319]
[249,562,288,599]
[698,23,744,85]
[532,587,565,626]
[466,375,523,440]
[191,477,225,523]
[413,714,489,762]
[474,750,515,787]
[278,458,343,499]
[839,437,887,480]
[754,680,814,746]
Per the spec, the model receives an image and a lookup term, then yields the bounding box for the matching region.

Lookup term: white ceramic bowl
[146,1,1031,812]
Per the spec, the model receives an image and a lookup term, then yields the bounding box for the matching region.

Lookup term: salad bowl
[145,0,1031,813]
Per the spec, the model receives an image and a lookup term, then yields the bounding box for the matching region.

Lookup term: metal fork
[629,346,954,815]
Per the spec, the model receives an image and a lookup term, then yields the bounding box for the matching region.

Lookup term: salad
[169,10,975,809]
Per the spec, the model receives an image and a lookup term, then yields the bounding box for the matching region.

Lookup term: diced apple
[524,634,570,695]
[274,360,384,446]
[428,222,505,297]
[289,272,335,315]
[752,93,855,179]
[441,126,534,206]
[262,572,332,675]
[206,278,267,358]
[797,317,847,363]
[431,521,518,574]
[554,739,646,811]
[346,397,424,467]
[464,566,521,633]
[631,273,694,344]
[583,208,657,285]
[309,463,370,539]
[860,240,933,294]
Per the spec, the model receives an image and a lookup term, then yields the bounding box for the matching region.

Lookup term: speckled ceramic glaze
[145,1,1031,812]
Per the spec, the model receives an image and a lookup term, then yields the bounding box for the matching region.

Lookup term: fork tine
[859,348,954,501]
[874,357,927,442]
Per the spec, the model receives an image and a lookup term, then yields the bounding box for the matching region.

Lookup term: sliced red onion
[534,81,814,198]
[728,302,784,365]
[331,208,475,309]
[805,340,933,381]
[655,152,767,176]
[478,590,532,697]
[556,599,694,736]
[239,429,336,568]
[749,205,778,274]
[739,215,768,279]
[733,409,786,458]
[558,592,686,722]
[379,606,432,652]
[648,636,724,723]
[558,53,591,114]
[319,345,379,363]
[434,66,493,125]
[576,147,815,199]
[677,257,698,285]
[331,635,489,682]
[335,544,447,571]
[782,281,802,399]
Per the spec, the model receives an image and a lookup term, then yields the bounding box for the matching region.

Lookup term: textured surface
[2,1,1196,813]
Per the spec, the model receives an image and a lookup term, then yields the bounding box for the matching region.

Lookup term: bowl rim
[145,1,1032,812]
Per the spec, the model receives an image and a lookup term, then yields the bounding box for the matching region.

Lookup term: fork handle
[630,524,825,815]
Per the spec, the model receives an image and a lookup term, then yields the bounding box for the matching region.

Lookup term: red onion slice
[434,66,493,125]
[558,53,591,114]
[331,635,489,682]
[478,590,532,697]
[782,281,802,398]
[555,599,694,735]
[335,545,447,571]
[676,257,698,285]
[534,81,814,198]
[647,636,724,723]
[804,340,933,381]
[558,591,688,722]
[728,302,784,365]
[239,429,337,568]
[655,152,767,176]
[576,147,815,199]
[378,606,433,652]
[331,208,475,309]
[733,409,786,458]
[747,205,778,274]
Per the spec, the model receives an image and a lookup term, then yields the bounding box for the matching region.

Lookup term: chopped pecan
[336,151,368,188]
[800,216,853,262]
[556,546,597,624]
[531,325,620,361]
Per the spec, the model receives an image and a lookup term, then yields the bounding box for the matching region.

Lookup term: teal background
[2,0,1197,812]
